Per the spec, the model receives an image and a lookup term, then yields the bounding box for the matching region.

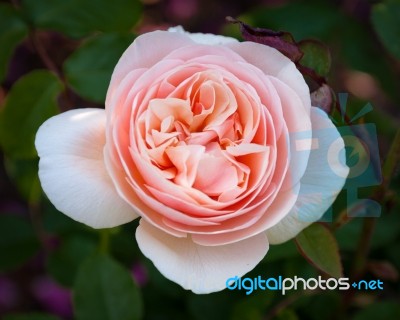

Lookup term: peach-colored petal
[268,77,312,191]
[226,41,311,114]
[193,153,239,196]
[190,182,300,246]
[166,144,205,187]
[107,31,195,104]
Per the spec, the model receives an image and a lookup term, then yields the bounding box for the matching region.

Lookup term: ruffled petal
[107,30,195,105]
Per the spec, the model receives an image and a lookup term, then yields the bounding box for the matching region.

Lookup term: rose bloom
[36,27,349,293]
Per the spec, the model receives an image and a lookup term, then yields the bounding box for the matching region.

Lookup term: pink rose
[36,28,349,293]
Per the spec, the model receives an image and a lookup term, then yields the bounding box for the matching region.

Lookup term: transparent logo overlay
[290,93,382,222]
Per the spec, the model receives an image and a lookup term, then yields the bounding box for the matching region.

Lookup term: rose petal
[269,77,312,190]
[35,109,138,228]
[266,107,349,244]
[227,41,311,114]
[136,219,269,293]
[169,26,239,45]
[190,182,300,246]
[107,30,195,105]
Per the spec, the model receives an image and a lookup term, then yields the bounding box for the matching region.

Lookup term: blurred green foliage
[0,3,27,82]
[0,71,62,159]
[20,0,142,38]
[0,214,40,272]
[64,33,135,103]
[371,0,400,60]
[0,0,399,319]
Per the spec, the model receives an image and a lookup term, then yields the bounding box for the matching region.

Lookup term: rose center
[136,72,266,201]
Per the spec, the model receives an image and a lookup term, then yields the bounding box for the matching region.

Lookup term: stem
[332,207,351,231]
[30,31,61,77]
[349,128,400,278]
[29,29,75,111]
[28,198,50,252]
[332,124,400,231]
[99,229,110,253]
[331,189,378,231]
[382,128,400,184]
[339,129,400,315]
[350,218,376,278]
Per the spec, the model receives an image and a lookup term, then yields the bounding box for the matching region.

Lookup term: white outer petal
[35,108,138,228]
[136,220,269,293]
[266,107,349,244]
[168,26,239,45]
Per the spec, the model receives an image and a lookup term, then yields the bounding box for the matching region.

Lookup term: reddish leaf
[226,17,303,62]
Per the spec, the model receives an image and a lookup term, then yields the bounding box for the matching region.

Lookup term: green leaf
[3,313,60,320]
[21,0,141,38]
[371,0,400,59]
[299,40,331,77]
[0,214,40,272]
[295,223,342,278]
[48,234,97,287]
[0,4,28,82]
[3,157,41,202]
[0,70,62,159]
[74,253,143,320]
[64,33,134,103]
